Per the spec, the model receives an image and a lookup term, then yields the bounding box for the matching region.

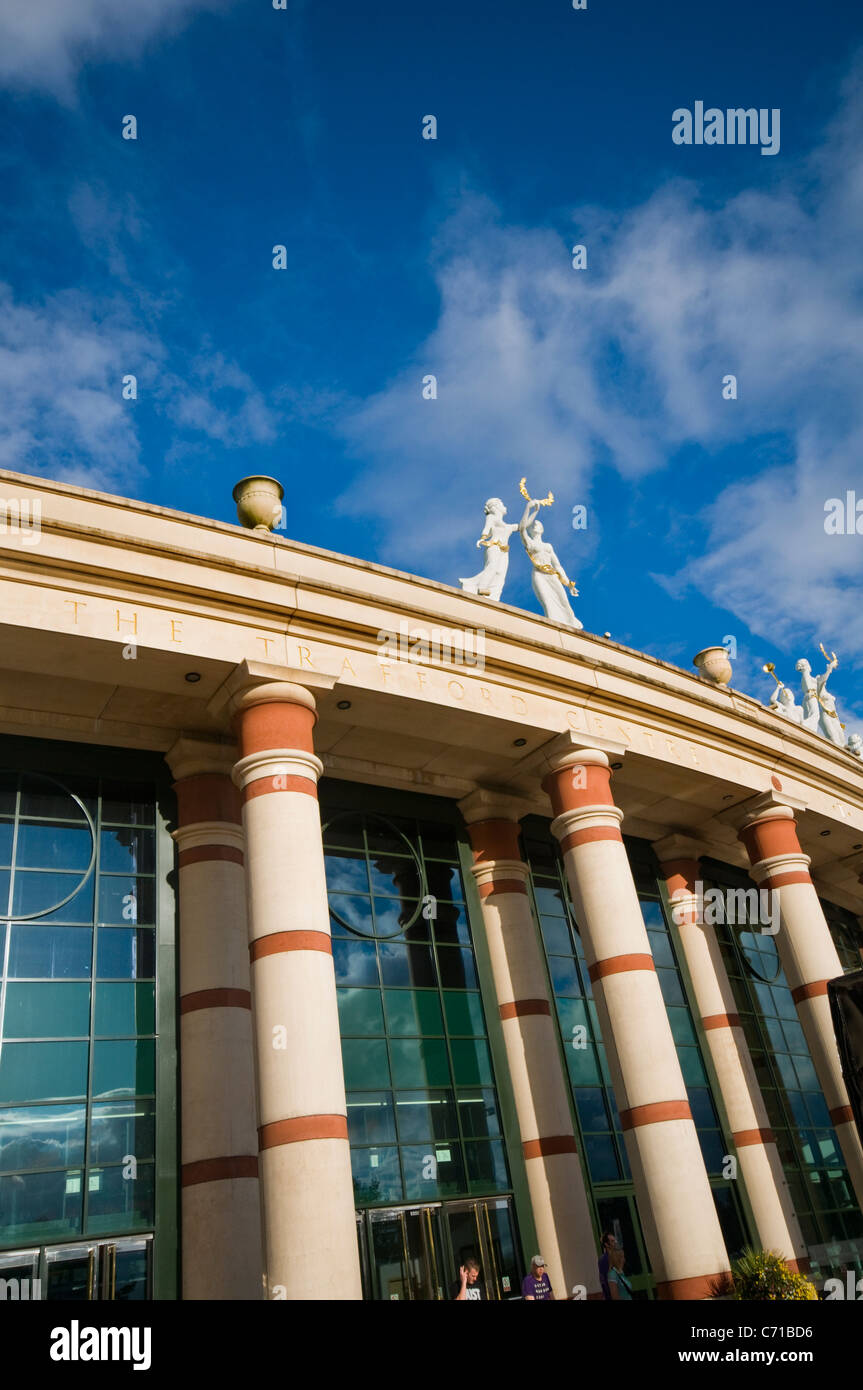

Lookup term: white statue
[797,650,845,746]
[765,668,805,725]
[847,733,863,759]
[459,498,517,601]
[518,480,582,629]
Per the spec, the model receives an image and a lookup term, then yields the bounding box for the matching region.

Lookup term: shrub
[730,1248,818,1301]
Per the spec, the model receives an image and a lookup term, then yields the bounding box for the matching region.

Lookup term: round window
[323,812,427,938]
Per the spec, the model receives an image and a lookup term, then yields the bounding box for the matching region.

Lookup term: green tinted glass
[94,984,155,1037]
[450,1039,493,1087]
[86,1163,155,1233]
[92,1040,155,1098]
[442,991,485,1036]
[0,1041,89,1103]
[351,1145,402,1205]
[383,989,443,1037]
[342,1039,390,1090]
[337,988,385,1036]
[3,982,91,1039]
[390,1039,450,1088]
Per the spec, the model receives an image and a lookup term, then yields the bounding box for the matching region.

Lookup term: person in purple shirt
[522,1256,555,1300]
[598,1231,617,1301]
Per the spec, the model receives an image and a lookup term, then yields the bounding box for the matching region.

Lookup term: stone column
[167,736,263,1299]
[460,789,602,1300]
[542,746,730,1299]
[654,834,809,1271]
[230,677,362,1300]
[735,793,863,1210]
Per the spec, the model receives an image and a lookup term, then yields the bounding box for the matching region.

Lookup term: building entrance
[0,1235,151,1300]
[356,1197,521,1300]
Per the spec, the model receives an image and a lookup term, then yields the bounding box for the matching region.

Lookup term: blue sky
[1,0,862,727]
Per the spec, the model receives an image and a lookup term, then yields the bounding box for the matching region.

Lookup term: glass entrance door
[39,1236,152,1300]
[443,1199,520,1300]
[358,1197,520,1300]
[365,1206,444,1300]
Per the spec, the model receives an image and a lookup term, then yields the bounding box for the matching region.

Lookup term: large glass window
[705,860,862,1279]
[821,899,863,975]
[0,771,158,1249]
[323,803,510,1208]
[521,822,749,1285]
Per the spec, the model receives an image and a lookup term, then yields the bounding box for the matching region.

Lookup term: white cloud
[0,0,230,100]
[336,62,863,683]
[0,283,163,490]
[0,283,279,495]
[161,352,279,447]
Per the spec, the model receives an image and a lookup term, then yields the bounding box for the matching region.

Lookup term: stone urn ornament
[232,475,284,532]
[693,645,733,686]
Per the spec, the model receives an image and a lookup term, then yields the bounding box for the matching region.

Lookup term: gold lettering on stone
[380,664,392,684]
[170,619,183,643]
[298,646,314,669]
[512,695,528,715]
[115,609,138,634]
[566,707,586,730]
[616,723,633,744]
[480,687,492,704]
[63,600,86,623]
[416,670,427,692]
[257,636,276,657]
[448,680,465,701]
[340,655,357,678]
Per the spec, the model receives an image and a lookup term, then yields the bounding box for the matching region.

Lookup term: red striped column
[167,736,263,1299]
[231,681,362,1300]
[655,836,808,1272]
[542,749,730,1299]
[736,797,863,1209]
[460,790,601,1300]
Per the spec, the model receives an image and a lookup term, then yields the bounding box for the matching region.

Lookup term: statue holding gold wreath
[459,479,582,628]
[516,478,582,628]
[763,644,851,750]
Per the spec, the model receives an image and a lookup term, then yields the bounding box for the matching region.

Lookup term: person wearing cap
[521,1256,554,1300]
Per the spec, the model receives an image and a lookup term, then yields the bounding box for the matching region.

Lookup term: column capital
[718,788,808,832]
[652,833,709,867]
[458,787,533,825]
[166,734,239,782]
[534,729,627,776]
[209,659,340,723]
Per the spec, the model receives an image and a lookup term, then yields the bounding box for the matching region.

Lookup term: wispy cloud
[0,174,281,494]
[0,0,232,101]
[0,282,162,489]
[161,352,279,448]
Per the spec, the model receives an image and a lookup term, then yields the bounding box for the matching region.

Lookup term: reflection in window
[327,804,509,1207]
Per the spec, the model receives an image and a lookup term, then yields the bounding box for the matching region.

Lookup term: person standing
[452,1259,483,1300]
[607,1249,633,1302]
[522,1256,555,1300]
[598,1230,617,1301]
